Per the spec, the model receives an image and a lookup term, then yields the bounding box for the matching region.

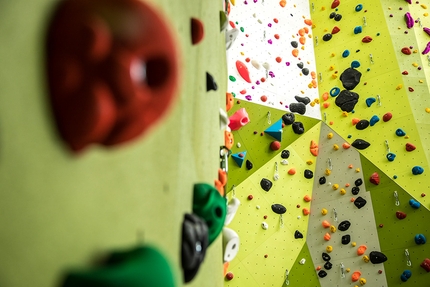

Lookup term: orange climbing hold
[288,168,296,175]
[352,271,361,282]
[298,29,305,36]
[303,27,309,34]
[322,92,329,101]
[304,19,312,26]
[352,118,360,125]
[274,34,280,39]
[280,0,286,7]
[292,49,299,57]
[299,36,306,45]
[323,102,330,108]
[324,233,331,241]
[357,245,367,256]
[310,140,319,156]
[302,208,310,215]
[276,56,282,63]
[311,71,316,79]
[342,142,351,149]
[322,220,331,228]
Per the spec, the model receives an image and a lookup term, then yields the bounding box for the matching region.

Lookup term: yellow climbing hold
[230,0,236,5]
[326,245,333,253]
[331,52,336,57]
[333,144,339,150]
[314,98,320,104]
[321,6,326,10]
[413,49,418,53]
[310,101,316,107]
[241,52,245,55]
[321,208,328,215]
[307,160,314,165]
[346,268,351,272]
[330,225,336,233]
[421,4,427,9]
[325,168,331,176]
[362,255,370,263]
[396,84,403,90]
[355,168,360,173]
[329,65,335,71]
[332,74,338,79]
[327,133,333,139]
[419,79,424,83]
[342,111,348,117]
[340,188,346,195]
[425,12,429,16]
[413,62,419,67]
[426,107,430,113]
[332,184,339,190]
[351,242,357,247]
[360,278,367,285]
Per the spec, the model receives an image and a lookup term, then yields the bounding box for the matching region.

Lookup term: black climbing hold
[329,12,336,19]
[294,230,304,239]
[322,252,331,261]
[246,160,253,170]
[297,62,304,69]
[206,72,218,92]
[341,234,351,245]
[354,196,367,209]
[351,139,371,150]
[355,178,363,186]
[318,270,327,278]
[356,120,370,130]
[291,41,298,48]
[334,14,342,21]
[281,150,290,159]
[340,68,362,90]
[335,90,359,112]
[260,178,272,191]
[292,122,305,134]
[338,220,351,231]
[271,203,286,214]
[289,102,306,115]
[369,251,388,264]
[302,68,309,76]
[319,176,326,185]
[323,33,332,41]
[282,113,295,125]
[324,261,333,270]
[304,169,314,179]
[295,95,311,105]
[351,186,360,195]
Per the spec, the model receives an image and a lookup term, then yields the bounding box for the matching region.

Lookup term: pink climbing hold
[405,12,414,29]
[369,172,380,185]
[236,60,252,83]
[422,42,430,55]
[424,27,430,36]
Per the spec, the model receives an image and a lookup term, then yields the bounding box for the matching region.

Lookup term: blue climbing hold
[330,87,340,97]
[409,199,421,209]
[351,60,360,68]
[412,166,424,175]
[386,152,396,162]
[365,97,376,107]
[395,128,406,136]
[400,270,412,282]
[369,115,380,126]
[355,4,363,12]
[232,151,247,168]
[354,26,363,34]
[415,234,427,245]
[342,50,350,58]
[265,119,283,141]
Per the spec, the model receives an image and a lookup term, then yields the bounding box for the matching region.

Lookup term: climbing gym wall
[224,0,430,286]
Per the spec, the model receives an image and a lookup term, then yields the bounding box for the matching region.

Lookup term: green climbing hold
[229,76,236,82]
[240,27,244,32]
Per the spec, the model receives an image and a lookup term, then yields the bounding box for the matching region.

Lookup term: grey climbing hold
[271,204,286,214]
[295,96,311,105]
[341,234,351,245]
[318,270,327,278]
[294,230,304,239]
[329,12,336,19]
[291,41,298,48]
[246,160,253,170]
[369,251,388,264]
[281,150,290,159]
[304,169,313,179]
[323,33,333,41]
[289,102,306,115]
[351,186,360,195]
[351,139,370,150]
[302,68,309,76]
[282,113,295,125]
[334,14,342,21]
[292,122,305,134]
[319,176,326,185]
[355,178,363,186]
[356,120,369,130]
[340,68,362,90]
[335,90,359,112]
[260,178,272,191]
[324,261,333,270]
[297,62,304,69]
[322,253,331,261]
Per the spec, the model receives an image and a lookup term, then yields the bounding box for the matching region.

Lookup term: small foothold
[248,195,253,200]
[395,128,406,136]
[281,150,290,159]
[289,102,306,115]
[297,62,304,69]
[321,208,328,215]
[246,160,253,170]
[270,141,281,151]
[323,33,333,41]
[383,112,392,122]
[206,72,218,91]
[412,166,424,175]
[304,169,314,179]
[357,245,367,255]
[351,61,360,68]
[288,168,296,175]
[355,4,363,12]
[302,208,310,215]
[261,222,269,230]
[351,139,370,150]
[294,230,304,239]
[354,196,367,209]
[356,120,369,130]
[319,177,326,185]
[271,203,286,214]
[342,234,351,245]
[191,18,205,45]
[354,26,363,34]
[352,271,361,282]
[332,26,340,34]
[415,234,427,245]
[260,178,273,191]
[326,245,333,253]
[225,272,234,280]
[342,50,350,57]
[396,211,407,219]
[318,270,327,278]
[363,255,370,263]
[369,172,380,185]
[329,12,336,19]
[292,122,305,134]
[386,153,396,162]
[338,220,351,231]
[369,115,379,126]
[324,233,331,241]
[322,220,331,228]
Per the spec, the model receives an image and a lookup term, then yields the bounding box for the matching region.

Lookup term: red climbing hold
[270,141,281,151]
[229,21,235,28]
[331,0,340,9]
[406,143,416,151]
[191,18,204,45]
[276,57,282,63]
[401,47,412,55]
[382,112,392,122]
[362,36,373,43]
[396,211,407,220]
[402,70,409,75]
[332,26,340,34]
[370,172,380,185]
[236,60,252,83]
